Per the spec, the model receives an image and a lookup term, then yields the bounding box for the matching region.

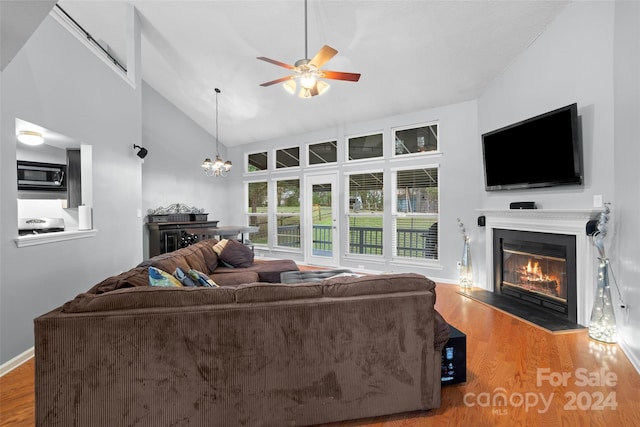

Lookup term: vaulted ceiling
[55,1,569,146]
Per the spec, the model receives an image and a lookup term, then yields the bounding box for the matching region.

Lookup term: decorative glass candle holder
[588,258,617,343]
[460,238,473,291]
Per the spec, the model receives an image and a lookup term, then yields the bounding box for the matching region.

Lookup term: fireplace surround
[482,209,602,327]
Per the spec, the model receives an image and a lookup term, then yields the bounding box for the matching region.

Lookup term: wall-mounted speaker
[133,144,148,159]
[586,219,599,236]
[477,215,486,227]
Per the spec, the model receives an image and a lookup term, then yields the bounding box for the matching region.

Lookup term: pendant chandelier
[202,88,232,177]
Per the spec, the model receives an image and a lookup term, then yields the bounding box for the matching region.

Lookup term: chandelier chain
[215,87,220,155]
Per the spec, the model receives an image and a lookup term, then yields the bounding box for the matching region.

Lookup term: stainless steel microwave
[17,161,67,191]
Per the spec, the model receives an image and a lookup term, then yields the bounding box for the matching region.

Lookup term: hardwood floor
[0,357,34,427]
[2,282,639,427]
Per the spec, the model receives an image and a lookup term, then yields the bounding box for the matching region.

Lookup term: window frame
[306,139,339,167]
[392,121,440,158]
[246,150,269,173]
[274,146,301,170]
[345,131,384,163]
[344,169,385,259]
[273,177,302,251]
[390,163,440,264]
[245,180,269,247]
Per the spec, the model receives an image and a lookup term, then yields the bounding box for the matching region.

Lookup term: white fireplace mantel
[479,208,603,326]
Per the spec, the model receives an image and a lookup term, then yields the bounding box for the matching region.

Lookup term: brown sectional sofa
[34,239,450,426]
[83,239,299,293]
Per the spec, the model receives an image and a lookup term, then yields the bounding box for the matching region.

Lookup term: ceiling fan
[257,0,361,98]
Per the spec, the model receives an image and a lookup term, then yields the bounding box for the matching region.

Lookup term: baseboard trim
[0,347,34,377]
[619,336,640,376]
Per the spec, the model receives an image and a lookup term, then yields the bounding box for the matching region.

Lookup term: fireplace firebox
[493,229,577,322]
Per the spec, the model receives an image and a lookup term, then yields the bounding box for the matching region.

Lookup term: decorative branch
[592,203,611,259]
[457,218,469,242]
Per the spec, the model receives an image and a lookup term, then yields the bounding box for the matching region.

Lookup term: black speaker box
[510,201,536,210]
[477,215,486,227]
[441,324,466,385]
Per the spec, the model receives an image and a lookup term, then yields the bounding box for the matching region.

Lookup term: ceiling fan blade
[309,45,338,68]
[256,57,295,70]
[260,76,294,87]
[321,70,361,82]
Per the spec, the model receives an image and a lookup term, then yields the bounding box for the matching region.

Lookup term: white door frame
[304,173,339,267]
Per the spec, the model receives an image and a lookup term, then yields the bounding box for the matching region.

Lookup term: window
[347,172,384,255]
[308,140,337,165]
[347,133,383,161]
[276,147,299,169]
[394,123,438,156]
[247,181,268,245]
[275,179,300,249]
[393,167,439,259]
[248,152,268,172]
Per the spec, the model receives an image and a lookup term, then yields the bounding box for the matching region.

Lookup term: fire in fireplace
[494,229,577,322]
[503,247,567,301]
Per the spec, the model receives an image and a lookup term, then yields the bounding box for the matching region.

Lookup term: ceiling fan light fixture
[316,80,330,95]
[299,88,311,99]
[300,73,316,89]
[283,80,297,94]
[257,0,360,98]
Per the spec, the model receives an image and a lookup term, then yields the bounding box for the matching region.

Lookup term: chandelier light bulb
[214,155,224,168]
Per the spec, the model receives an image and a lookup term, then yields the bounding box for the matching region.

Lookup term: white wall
[475,1,616,289]
[612,0,640,371]
[478,1,615,210]
[141,82,231,240]
[478,1,640,370]
[226,100,482,283]
[0,16,143,364]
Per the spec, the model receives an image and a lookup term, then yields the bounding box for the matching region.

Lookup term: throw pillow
[212,239,229,255]
[149,266,183,287]
[188,269,219,287]
[219,239,254,268]
[173,267,197,287]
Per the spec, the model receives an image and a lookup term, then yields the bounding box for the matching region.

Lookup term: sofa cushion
[280,269,354,283]
[86,266,150,294]
[234,282,323,303]
[321,273,435,297]
[61,286,236,313]
[149,253,192,277]
[170,244,210,273]
[196,241,219,272]
[218,239,254,268]
[239,259,299,283]
[209,271,260,287]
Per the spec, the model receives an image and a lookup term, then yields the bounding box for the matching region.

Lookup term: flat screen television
[482,103,582,191]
